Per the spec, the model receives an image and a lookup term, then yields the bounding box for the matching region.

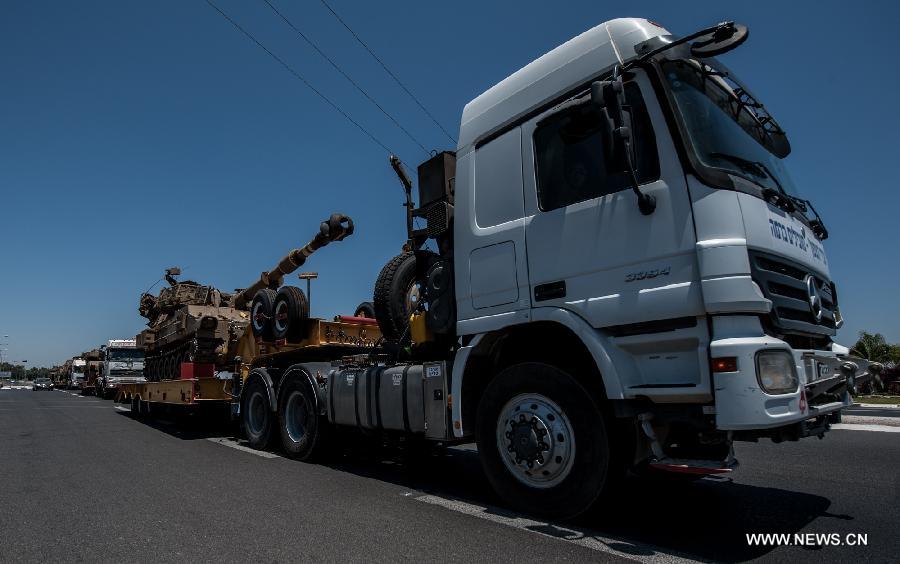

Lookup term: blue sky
[1,0,898,367]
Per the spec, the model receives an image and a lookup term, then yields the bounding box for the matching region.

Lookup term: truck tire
[242,376,275,449]
[354,301,375,319]
[373,251,436,342]
[272,286,310,342]
[277,371,330,461]
[475,362,611,520]
[250,288,277,341]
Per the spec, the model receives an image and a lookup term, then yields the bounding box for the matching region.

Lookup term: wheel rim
[284,390,310,443]
[495,393,576,489]
[274,301,289,334]
[405,283,421,313]
[246,390,267,436]
[252,301,267,332]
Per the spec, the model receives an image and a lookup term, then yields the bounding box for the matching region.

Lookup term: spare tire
[250,288,277,340]
[272,286,310,341]
[354,301,375,319]
[373,251,436,342]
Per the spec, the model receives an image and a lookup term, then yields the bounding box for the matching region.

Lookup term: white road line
[114,406,130,412]
[411,494,698,564]
[855,403,899,409]
[206,437,281,459]
[831,423,900,433]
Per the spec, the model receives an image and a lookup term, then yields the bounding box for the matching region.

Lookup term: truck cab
[70,358,87,390]
[431,18,848,514]
[450,18,845,439]
[98,340,146,399]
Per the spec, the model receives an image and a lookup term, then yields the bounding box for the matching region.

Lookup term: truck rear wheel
[277,372,329,461]
[272,286,310,341]
[475,362,610,520]
[242,376,274,449]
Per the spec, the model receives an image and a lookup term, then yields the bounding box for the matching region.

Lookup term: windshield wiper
[709,152,795,211]
[709,152,828,240]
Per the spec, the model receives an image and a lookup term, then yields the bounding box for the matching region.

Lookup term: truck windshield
[107,349,144,361]
[662,58,798,197]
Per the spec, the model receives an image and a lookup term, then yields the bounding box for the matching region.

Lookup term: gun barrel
[235,213,354,309]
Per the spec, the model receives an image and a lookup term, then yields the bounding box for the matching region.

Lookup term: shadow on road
[120,411,848,562]
[322,442,846,563]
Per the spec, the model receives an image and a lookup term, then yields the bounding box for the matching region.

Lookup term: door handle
[534,281,566,302]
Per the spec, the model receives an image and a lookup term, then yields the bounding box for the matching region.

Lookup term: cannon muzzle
[235,214,354,309]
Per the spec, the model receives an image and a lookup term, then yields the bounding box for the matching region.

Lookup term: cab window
[534,82,659,211]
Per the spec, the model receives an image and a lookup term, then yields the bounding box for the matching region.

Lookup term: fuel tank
[327,362,451,439]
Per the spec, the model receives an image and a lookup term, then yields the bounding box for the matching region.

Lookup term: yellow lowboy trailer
[118,377,233,412]
[235,316,381,378]
[118,316,381,418]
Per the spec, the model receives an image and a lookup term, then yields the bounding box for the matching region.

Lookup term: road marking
[114,406,130,412]
[206,437,281,459]
[855,403,899,409]
[831,423,900,433]
[410,494,698,564]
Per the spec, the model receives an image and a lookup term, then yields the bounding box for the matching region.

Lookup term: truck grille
[748,250,837,337]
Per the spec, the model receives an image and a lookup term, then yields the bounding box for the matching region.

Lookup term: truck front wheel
[476,362,610,520]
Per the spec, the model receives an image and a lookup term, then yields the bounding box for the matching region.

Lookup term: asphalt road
[1,388,897,563]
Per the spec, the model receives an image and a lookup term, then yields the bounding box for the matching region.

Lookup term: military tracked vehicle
[136,268,250,381]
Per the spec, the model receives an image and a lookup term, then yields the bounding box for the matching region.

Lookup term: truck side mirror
[590,76,656,215]
[590,79,634,172]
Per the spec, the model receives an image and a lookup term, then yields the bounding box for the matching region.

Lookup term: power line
[318,0,457,145]
[204,0,395,156]
[261,0,429,156]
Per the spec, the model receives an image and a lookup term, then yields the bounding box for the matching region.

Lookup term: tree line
[0,362,51,381]
[852,332,900,366]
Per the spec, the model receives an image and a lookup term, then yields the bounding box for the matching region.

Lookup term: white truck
[69,358,87,390]
[237,18,852,519]
[97,339,146,399]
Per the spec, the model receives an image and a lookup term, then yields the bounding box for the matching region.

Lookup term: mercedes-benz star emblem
[804,274,823,323]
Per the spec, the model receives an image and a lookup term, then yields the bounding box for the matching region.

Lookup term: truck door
[521,71,703,330]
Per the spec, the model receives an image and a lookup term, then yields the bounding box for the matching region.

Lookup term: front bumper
[711,327,850,432]
[105,378,146,389]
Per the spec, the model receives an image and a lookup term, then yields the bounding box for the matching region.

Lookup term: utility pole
[298,272,318,309]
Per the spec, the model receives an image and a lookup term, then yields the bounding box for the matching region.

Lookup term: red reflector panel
[711,357,738,373]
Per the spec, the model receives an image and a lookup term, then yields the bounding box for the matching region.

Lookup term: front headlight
[756,350,799,395]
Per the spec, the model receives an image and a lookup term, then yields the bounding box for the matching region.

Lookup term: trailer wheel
[373,251,436,341]
[250,288,278,340]
[242,376,274,449]
[278,373,329,461]
[354,301,375,319]
[272,286,310,341]
[475,362,610,520]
